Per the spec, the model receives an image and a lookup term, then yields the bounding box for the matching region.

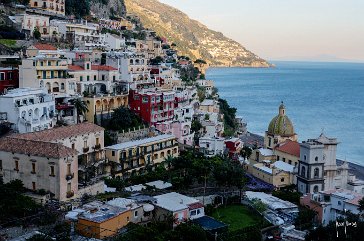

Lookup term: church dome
[267,102,295,136]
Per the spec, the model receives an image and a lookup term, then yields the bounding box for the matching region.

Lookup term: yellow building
[30,0,65,16]
[76,202,131,239]
[105,134,179,177]
[83,93,128,123]
[250,161,295,188]
[274,140,300,167]
[245,102,298,188]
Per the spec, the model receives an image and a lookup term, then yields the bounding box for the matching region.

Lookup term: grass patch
[211,204,265,231]
[0,39,17,47]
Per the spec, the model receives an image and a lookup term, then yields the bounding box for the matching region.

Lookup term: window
[7,72,13,80]
[96,137,100,145]
[80,76,83,81]
[134,211,138,217]
[102,75,105,81]
[84,140,87,148]
[67,183,71,192]
[94,75,97,81]
[31,163,36,174]
[283,158,286,162]
[338,201,342,206]
[67,163,71,175]
[301,166,306,177]
[314,168,320,178]
[0,72,5,81]
[14,160,19,171]
[277,155,280,161]
[113,76,116,81]
[281,178,285,182]
[86,63,90,70]
[0,159,2,170]
[112,151,115,157]
[50,166,55,176]
[142,96,148,103]
[72,143,75,149]
[315,156,319,161]
[304,155,307,161]
[32,182,36,191]
[190,210,197,216]
[289,160,292,165]
[313,185,319,193]
[87,75,90,81]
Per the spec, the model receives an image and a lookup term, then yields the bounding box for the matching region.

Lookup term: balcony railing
[93,144,101,150]
[83,147,90,153]
[66,173,74,181]
[66,190,74,198]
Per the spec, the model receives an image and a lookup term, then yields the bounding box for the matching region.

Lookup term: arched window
[313,185,319,193]
[301,166,306,177]
[314,168,319,178]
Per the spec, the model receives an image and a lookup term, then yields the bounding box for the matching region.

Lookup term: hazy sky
[159,0,364,61]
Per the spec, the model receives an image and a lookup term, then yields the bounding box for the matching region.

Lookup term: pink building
[156,120,194,146]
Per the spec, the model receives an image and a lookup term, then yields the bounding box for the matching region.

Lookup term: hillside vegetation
[125,0,271,67]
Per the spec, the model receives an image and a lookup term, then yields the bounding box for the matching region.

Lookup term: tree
[359,196,364,212]
[70,98,88,123]
[105,107,144,131]
[240,146,253,160]
[251,198,267,213]
[33,27,41,39]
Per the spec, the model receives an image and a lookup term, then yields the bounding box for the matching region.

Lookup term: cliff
[124,0,271,67]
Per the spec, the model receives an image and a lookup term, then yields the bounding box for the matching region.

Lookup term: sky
[159,0,364,62]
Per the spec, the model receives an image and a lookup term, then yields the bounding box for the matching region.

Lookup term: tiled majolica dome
[267,102,295,136]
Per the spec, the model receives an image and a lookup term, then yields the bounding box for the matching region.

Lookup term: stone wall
[77,180,105,198]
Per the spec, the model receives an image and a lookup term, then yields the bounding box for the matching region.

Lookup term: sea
[206,61,364,165]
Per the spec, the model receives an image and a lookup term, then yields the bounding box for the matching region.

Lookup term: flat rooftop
[105,134,176,150]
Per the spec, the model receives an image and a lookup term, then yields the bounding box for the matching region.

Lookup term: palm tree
[71,98,89,123]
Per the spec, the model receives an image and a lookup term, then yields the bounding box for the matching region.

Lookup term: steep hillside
[65,0,125,18]
[125,0,270,67]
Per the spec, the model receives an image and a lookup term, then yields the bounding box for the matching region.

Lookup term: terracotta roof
[91,65,117,71]
[68,65,84,71]
[33,44,57,51]
[13,123,104,142]
[275,140,300,157]
[67,65,117,71]
[188,202,204,210]
[0,137,77,159]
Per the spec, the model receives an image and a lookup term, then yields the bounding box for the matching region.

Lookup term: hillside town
[0,1,363,241]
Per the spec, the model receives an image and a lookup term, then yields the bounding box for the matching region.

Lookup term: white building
[8,14,57,38]
[0,88,56,133]
[199,136,225,157]
[51,20,106,48]
[105,33,126,50]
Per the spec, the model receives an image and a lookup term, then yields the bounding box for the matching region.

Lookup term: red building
[225,138,243,160]
[129,89,175,125]
[0,67,19,94]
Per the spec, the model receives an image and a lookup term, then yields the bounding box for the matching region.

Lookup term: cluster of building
[244,102,364,227]
[0,1,247,208]
[65,190,212,239]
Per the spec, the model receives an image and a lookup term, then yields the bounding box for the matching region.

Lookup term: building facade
[0,137,78,201]
[0,88,56,133]
[105,134,179,177]
[30,0,65,16]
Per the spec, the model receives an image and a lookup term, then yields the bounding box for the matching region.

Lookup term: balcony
[66,190,74,198]
[66,173,74,181]
[83,147,90,153]
[93,144,101,150]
